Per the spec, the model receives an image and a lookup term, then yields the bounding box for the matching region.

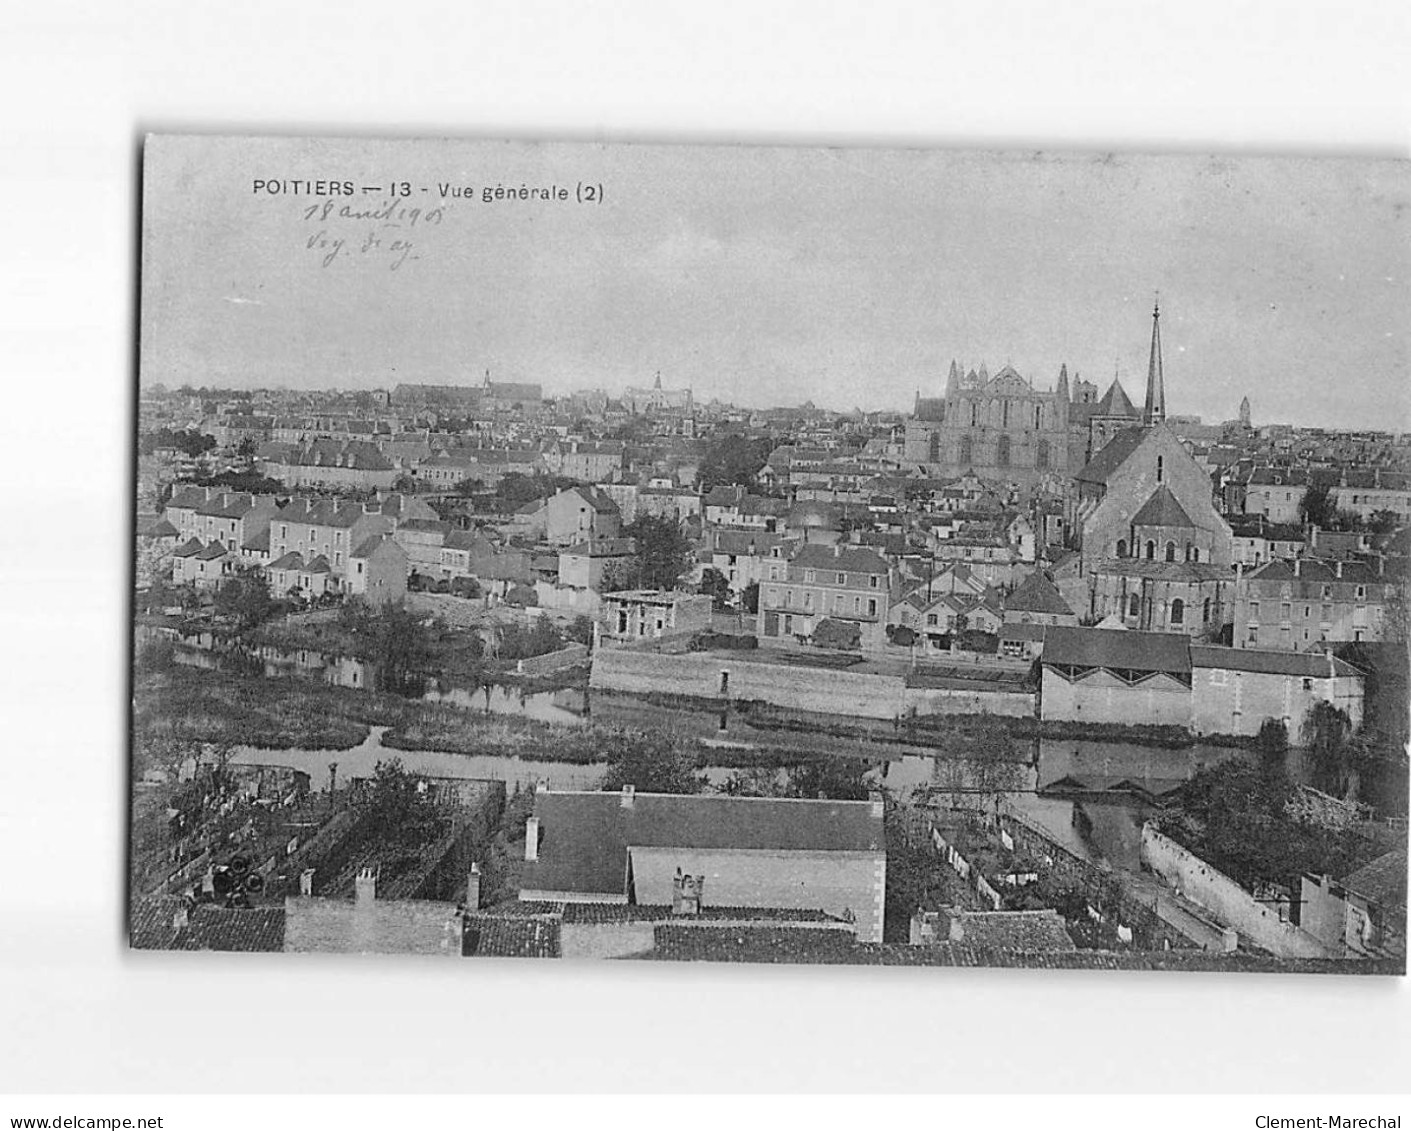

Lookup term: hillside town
[130,304,1408,970]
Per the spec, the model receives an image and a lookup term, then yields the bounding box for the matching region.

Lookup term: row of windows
[1248,601,1338,623]
[1114,538,1203,562]
[950,435,1051,469]
[961,401,1052,430]
[1123,594,1214,624]
[795,569,881,587]
[277,525,347,545]
[1252,585,1370,601]
[765,588,879,617]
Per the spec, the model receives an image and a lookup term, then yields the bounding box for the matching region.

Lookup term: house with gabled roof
[541,485,623,546]
[518,785,887,943]
[1003,570,1077,627]
[345,534,408,607]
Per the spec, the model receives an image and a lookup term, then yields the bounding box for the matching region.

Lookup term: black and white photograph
[128,135,1408,972]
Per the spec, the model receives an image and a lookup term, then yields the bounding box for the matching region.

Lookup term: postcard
[131,135,1408,970]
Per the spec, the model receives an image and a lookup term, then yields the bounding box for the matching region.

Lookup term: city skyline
[142,138,1410,431]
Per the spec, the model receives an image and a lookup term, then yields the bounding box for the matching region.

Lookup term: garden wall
[997,801,1195,951]
[1139,824,1334,958]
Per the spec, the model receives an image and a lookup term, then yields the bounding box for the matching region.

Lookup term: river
[227,721,1255,876]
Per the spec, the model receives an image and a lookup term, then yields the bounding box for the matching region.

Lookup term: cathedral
[902,313,1160,484]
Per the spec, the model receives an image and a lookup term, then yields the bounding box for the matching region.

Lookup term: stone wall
[591,647,1032,722]
[1139,824,1333,958]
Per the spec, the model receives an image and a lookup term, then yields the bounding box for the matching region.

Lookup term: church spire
[1056,363,1070,402]
[945,359,960,396]
[1143,298,1165,426]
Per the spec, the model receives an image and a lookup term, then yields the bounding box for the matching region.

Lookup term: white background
[1,0,1408,1095]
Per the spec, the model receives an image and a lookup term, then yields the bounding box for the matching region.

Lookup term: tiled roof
[1190,645,1361,679]
[461,915,561,958]
[791,543,890,574]
[1094,378,1138,419]
[1093,559,1233,582]
[130,899,285,953]
[1075,427,1150,486]
[636,926,1404,972]
[1245,558,1383,585]
[242,528,271,552]
[1043,626,1191,674]
[933,908,1076,951]
[1339,847,1408,913]
[351,533,397,559]
[1005,571,1074,616]
[269,551,304,570]
[1131,485,1196,530]
[195,541,230,560]
[173,538,205,558]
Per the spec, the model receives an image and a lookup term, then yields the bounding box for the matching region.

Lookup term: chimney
[299,868,315,896]
[1294,559,1301,578]
[620,784,636,808]
[869,790,885,819]
[672,868,704,915]
[1336,561,1343,579]
[947,914,966,943]
[524,816,540,861]
[466,862,481,910]
[355,867,376,904]
[172,904,190,931]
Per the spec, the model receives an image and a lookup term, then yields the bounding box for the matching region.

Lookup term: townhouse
[756,543,895,653]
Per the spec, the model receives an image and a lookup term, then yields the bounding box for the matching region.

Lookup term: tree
[698,433,772,491]
[341,599,432,695]
[359,759,441,845]
[1256,718,1290,782]
[601,728,702,795]
[741,581,760,615]
[623,515,694,591]
[215,571,273,631]
[1301,700,1361,798]
[1298,482,1338,530]
[1369,509,1401,536]
[565,614,595,647]
[698,567,732,611]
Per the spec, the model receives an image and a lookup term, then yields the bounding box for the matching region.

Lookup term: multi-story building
[1234,557,1405,649]
[558,536,637,592]
[1241,467,1313,524]
[267,499,395,586]
[533,486,623,546]
[701,527,788,594]
[1333,470,1411,525]
[756,543,895,653]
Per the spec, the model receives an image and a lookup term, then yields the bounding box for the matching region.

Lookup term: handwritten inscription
[267,177,606,271]
[301,198,444,271]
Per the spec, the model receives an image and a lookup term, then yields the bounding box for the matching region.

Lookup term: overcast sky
[142,136,1409,429]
